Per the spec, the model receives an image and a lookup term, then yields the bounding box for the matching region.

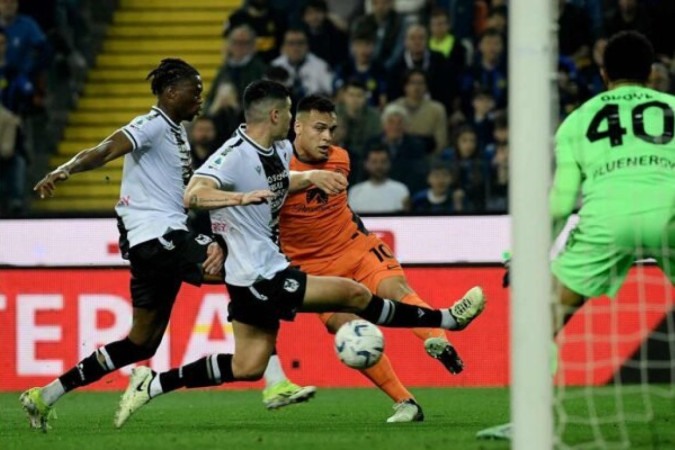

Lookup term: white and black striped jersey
[115,107,192,247]
[194,124,292,286]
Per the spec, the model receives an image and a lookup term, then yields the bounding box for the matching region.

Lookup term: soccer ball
[334,319,384,369]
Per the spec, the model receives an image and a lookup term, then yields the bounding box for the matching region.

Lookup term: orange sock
[401,293,448,341]
[361,354,413,403]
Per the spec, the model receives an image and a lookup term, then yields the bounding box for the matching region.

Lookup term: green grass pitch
[1,388,673,449]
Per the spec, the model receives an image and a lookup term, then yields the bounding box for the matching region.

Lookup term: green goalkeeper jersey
[550,84,675,223]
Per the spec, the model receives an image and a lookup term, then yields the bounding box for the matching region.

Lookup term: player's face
[173,76,203,121]
[295,110,337,161]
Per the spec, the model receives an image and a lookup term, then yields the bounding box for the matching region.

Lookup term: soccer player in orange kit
[280,95,467,423]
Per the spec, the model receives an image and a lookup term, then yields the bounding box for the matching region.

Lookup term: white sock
[41,379,66,406]
[440,310,458,330]
[263,355,287,388]
[148,373,163,398]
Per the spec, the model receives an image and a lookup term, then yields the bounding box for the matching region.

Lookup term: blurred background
[2,0,673,218]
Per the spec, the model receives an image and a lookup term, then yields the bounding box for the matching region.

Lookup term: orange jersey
[280,146,365,265]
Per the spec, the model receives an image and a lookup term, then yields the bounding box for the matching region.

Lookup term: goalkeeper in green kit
[477,30,675,441]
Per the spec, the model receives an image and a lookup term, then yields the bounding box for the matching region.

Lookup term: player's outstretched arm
[184,175,274,210]
[33,130,134,199]
[289,170,348,194]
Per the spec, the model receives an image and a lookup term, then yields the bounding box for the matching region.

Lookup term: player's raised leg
[376,276,464,374]
[321,312,424,423]
[301,274,486,331]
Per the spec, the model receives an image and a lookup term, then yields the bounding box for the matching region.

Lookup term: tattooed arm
[183,176,274,211]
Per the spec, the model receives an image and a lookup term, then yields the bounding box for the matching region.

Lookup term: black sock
[58,338,153,392]
[359,295,446,328]
[159,354,235,394]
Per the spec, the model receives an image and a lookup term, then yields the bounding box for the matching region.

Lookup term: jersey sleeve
[121,116,163,152]
[194,146,242,190]
[550,119,582,219]
[332,147,351,178]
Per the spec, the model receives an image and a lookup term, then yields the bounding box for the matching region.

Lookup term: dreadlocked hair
[146,58,199,96]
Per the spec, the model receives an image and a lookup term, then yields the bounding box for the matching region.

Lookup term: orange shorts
[294,232,405,326]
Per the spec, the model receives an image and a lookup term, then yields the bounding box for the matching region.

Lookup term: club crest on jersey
[194,234,213,246]
[306,187,329,205]
[283,278,300,293]
[255,165,262,175]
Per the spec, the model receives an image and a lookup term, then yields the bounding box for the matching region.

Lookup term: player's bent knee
[345,281,371,312]
[325,313,359,334]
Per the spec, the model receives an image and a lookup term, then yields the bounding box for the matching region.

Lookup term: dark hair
[242,79,290,112]
[403,68,428,86]
[344,77,367,91]
[429,7,450,20]
[296,95,335,115]
[264,66,290,84]
[365,145,390,159]
[146,58,200,96]
[603,31,654,83]
[351,26,376,43]
[494,111,508,129]
[429,158,451,173]
[284,27,308,42]
[479,27,503,42]
[303,0,327,14]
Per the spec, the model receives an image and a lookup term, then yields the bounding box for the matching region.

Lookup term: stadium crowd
[2,0,675,216]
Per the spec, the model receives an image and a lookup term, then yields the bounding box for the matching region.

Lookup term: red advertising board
[0,267,671,391]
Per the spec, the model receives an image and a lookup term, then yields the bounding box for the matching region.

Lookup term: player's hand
[241,189,275,205]
[309,170,348,195]
[33,168,70,199]
[203,242,224,275]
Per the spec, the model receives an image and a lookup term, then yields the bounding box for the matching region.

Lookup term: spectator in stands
[0,0,47,114]
[441,125,487,213]
[648,62,672,94]
[205,82,241,146]
[484,111,507,162]
[486,5,507,37]
[352,0,405,70]
[224,0,287,63]
[0,25,26,215]
[411,159,457,214]
[349,146,410,213]
[388,24,454,111]
[365,103,429,192]
[461,28,507,111]
[604,0,652,40]
[300,0,349,68]
[486,134,508,212]
[557,0,592,64]
[469,89,496,150]
[0,0,47,75]
[334,27,387,107]
[188,116,218,169]
[271,28,333,101]
[558,56,583,117]
[206,24,267,111]
[428,8,465,72]
[335,78,382,178]
[392,68,448,153]
[578,37,606,99]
